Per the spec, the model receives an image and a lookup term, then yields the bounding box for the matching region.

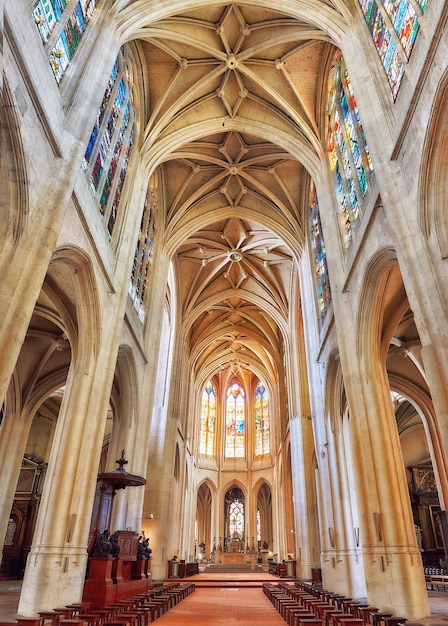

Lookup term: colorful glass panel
[33,0,57,42]
[83,50,135,238]
[358,0,429,98]
[129,176,158,321]
[100,102,129,216]
[327,55,373,247]
[49,33,71,83]
[226,383,245,458]
[83,61,120,170]
[229,501,244,538]
[383,0,419,57]
[80,0,98,20]
[107,121,135,237]
[33,0,100,84]
[309,187,331,324]
[255,382,270,456]
[199,381,216,456]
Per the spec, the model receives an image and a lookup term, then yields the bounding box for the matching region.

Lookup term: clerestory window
[225,383,245,458]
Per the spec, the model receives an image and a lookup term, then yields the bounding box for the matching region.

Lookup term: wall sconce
[144,514,154,520]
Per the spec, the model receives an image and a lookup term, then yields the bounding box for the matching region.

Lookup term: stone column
[18,350,116,614]
[0,413,33,566]
[137,251,176,580]
[323,420,367,598]
[247,480,258,554]
[288,258,322,579]
[343,357,429,617]
[17,136,148,620]
[213,488,220,560]
[289,414,319,579]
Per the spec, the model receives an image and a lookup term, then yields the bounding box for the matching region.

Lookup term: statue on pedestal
[93,530,112,556]
[137,535,152,559]
[109,531,120,557]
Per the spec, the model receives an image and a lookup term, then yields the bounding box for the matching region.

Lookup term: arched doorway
[256,482,273,553]
[196,482,212,561]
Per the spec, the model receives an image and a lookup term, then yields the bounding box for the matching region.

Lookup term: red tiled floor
[155,586,286,624]
[1,577,448,625]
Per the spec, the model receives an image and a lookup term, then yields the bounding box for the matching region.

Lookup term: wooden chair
[39,613,59,626]
[371,613,392,626]
[16,619,44,626]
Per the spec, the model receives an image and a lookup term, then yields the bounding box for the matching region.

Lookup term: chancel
[0,0,448,623]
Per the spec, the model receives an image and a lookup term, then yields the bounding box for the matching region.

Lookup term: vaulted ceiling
[118,1,348,386]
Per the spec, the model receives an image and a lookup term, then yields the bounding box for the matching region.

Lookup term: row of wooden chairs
[0,582,195,626]
[263,581,408,626]
[424,567,446,576]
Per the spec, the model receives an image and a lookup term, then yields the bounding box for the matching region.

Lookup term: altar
[221,552,248,564]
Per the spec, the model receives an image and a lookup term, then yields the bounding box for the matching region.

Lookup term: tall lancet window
[129,174,158,323]
[309,185,331,324]
[229,499,244,538]
[225,383,245,458]
[32,0,100,84]
[358,0,429,98]
[199,381,216,456]
[255,382,270,456]
[82,47,136,239]
[327,54,373,248]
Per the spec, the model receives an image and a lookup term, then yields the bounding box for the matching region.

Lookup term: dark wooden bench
[426,574,448,591]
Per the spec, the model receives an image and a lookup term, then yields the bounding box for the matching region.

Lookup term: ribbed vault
[120,1,346,384]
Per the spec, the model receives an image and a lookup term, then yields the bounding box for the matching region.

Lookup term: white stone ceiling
[117,1,348,384]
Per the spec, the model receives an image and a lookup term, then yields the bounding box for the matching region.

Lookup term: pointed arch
[325,349,348,437]
[0,81,28,255]
[254,479,273,550]
[420,68,448,257]
[50,246,101,362]
[115,345,139,429]
[196,480,214,556]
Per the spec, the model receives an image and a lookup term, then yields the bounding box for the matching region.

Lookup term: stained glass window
[255,382,270,456]
[129,174,158,323]
[229,501,244,538]
[33,0,100,84]
[82,48,136,240]
[256,509,261,542]
[225,383,245,458]
[309,186,331,324]
[199,381,216,456]
[33,0,60,43]
[358,0,429,98]
[327,54,373,248]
